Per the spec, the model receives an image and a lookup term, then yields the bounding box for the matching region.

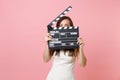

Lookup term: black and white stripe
[52,26,78,30]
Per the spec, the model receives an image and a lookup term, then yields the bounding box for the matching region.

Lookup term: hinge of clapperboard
[47,6,72,31]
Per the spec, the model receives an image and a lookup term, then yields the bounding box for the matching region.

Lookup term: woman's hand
[44,33,53,62]
[77,37,85,48]
[45,33,52,42]
[77,37,87,67]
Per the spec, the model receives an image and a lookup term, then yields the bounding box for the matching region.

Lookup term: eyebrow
[60,24,70,26]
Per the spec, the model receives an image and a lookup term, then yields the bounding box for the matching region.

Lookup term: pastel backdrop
[0,0,120,80]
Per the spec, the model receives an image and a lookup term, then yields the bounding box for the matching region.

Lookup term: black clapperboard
[47,6,79,50]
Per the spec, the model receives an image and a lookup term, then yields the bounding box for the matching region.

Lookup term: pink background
[0,0,120,80]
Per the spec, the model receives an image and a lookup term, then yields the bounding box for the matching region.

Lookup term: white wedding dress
[46,50,75,80]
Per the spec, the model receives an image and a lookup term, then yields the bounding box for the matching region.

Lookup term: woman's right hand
[45,33,53,42]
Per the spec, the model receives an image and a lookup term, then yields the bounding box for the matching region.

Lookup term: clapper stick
[47,6,72,31]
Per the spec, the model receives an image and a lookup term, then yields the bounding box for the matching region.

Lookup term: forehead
[60,19,70,24]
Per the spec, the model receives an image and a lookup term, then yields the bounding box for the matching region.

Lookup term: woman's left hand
[77,37,85,47]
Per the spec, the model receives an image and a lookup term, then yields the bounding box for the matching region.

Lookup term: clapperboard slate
[48,26,79,50]
[47,6,79,50]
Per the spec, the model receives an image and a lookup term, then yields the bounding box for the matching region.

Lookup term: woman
[43,16,87,80]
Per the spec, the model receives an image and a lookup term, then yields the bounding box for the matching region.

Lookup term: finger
[78,40,84,45]
[47,33,49,36]
[77,41,79,44]
[47,33,50,36]
[49,35,52,38]
[45,37,52,42]
[47,34,52,38]
[47,33,51,36]
[77,37,80,40]
[79,37,83,40]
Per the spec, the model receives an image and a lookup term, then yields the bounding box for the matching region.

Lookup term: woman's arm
[43,45,53,62]
[77,38,87,67]
[43,33,53,63]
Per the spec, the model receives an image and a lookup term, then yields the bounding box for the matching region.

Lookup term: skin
[43,19,87,67]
